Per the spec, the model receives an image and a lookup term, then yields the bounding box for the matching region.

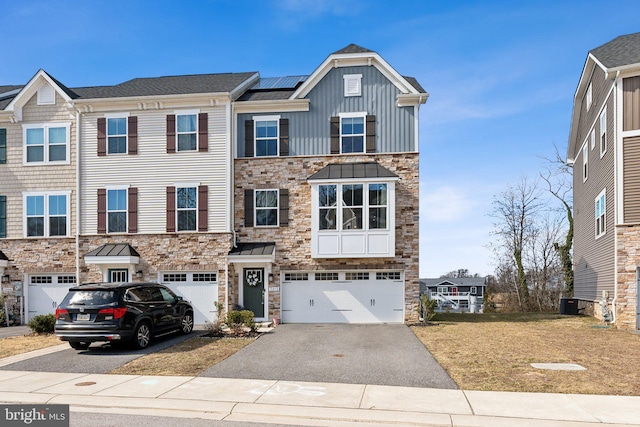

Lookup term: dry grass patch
[412,313,640,395]
[110,337,255,377]
[0,333,62,359]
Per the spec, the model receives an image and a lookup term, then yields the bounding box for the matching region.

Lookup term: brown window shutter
[198,113,208,152]
[366,115,376,153]
[279,188,289,227]
[97,189,106,234]
[166,186,176,232]
[166,115,176,153]
[244,120,254,157]
[128,116,138,155]
[128,187,138,233]
[198,185,208,232]
[97,118,107,156]
[244,189,254,227]
[330,116,340,154]
[279,118,289,156]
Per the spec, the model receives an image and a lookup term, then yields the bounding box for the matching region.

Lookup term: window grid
[107,189,127,233]
[376,271,401,280]
[345,272,369,281]
[58,276,76,284]
[176,114,197,151]
[284,273,309,281]
[255,120,278,157]
[340,116,365,153]
[107,117,127,154]
[315,272,339,281]
[177,187,197,231]
[595,191,606,237]
[24,124,68,164]
[193,273,217,282]
[30,276,52,284]
[25,193,68,237]
[255,189,278,227]
[163,273,187,282]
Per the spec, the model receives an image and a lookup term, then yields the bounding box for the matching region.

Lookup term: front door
[109,269,128,283]
[243,268,264,318]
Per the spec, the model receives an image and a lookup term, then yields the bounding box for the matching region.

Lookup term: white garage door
[281,271,404,324]
[161,272,218,325]
[28,274,76,320]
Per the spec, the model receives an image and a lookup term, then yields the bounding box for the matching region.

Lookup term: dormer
[5,70,75,122]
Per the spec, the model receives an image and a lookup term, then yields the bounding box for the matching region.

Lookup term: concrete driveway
[200,324,458,389]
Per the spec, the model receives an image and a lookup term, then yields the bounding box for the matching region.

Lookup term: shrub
[226,310,255,327]
[419,294,438,324]
[28,314,56,334]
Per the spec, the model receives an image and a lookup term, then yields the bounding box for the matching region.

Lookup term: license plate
[77,313,90,321]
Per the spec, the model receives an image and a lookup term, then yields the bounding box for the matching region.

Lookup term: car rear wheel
[134,322,151,349]
[180,312,194,334]
[69,342,90,350]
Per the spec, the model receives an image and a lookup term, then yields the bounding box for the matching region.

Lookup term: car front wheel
[181,312,194,334]
[134,322,151,349]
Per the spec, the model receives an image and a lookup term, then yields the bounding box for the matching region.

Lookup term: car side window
[125,288,145,302]
[159,287,177,304]
[148,287,164,302]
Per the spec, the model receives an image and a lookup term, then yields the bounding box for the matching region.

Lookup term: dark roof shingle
[590,32,640,69]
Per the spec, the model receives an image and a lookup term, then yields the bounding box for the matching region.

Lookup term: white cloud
[420,185,473,222]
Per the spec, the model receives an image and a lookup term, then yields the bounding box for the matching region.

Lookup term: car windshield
[64,290,118,306]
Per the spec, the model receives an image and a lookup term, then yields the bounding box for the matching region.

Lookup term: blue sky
[2,1,639,277]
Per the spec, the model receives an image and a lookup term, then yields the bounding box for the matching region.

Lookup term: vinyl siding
[237,66,416,157]
[80,106,229,235]
[1,92,77,238]
[576,66,614,147]
[573,91,615,302]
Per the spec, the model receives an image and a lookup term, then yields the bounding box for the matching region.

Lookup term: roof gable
[590,32,640,70]
[5,69,74,122]
[290,44,428,105]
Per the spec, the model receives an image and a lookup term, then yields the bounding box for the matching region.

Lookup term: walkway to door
[200,324,457,389]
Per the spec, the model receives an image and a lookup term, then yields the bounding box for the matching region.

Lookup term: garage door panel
[162,272,218,325]
[281,277,404,324]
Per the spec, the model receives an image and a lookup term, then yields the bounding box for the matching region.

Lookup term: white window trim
[582,144,588,182]
[590,129,595,150]
[174,109,200,152]
[22,122,71,166]
[586,83,592,111]
[252,115,281,158]
[106,187,128,234]
[338,112,367,154]
[600,107,607,158]
[254,188,279,228]
[343,74,362,97]
[22,191,71,238]
[595,189,606,239]
[106,116,129,155]
[175,183,200,232]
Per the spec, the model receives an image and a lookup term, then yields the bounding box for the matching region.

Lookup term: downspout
[75,110,81,283]
[612,69,621,324]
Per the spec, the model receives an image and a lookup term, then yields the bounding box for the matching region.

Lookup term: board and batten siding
[623,135,640,223]
[573,93,615,302]
[237,66,416,157]
[1,92,77,238]
[623,76,640,131]
[80,106,229,235]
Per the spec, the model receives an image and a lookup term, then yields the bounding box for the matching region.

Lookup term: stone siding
[0,238,76,281]
[233,153,420,322]
[615,225,640,329]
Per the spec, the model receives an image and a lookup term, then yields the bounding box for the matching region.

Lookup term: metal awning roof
[84,244,140,266]
[307,162,398,181]
[228,242,276,264]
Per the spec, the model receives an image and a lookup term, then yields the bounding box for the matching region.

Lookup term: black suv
[55,282,194,350]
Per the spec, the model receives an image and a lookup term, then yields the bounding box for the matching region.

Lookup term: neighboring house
[568,32,640,330]
[420,277,486,313]
[231,44,427,323]
[0,71,79,321]
[0,44,427,325]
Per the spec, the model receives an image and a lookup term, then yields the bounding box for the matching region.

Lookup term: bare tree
[540,143,574,296]
[490,177,543,310]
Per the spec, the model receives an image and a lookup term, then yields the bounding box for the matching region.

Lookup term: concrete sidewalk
[0,369,638,427]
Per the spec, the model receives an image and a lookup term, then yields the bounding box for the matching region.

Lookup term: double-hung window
[107,189,127,233]
[107,118,127,154]
[24,192,69,237]
[255,190,278,226]
[319,185,337,230]
[595,190,606,238]
[255,118,279,157]
[24,123,69,164]
[582,144,588,182]
[342,184,363,229]
[177,114,197,151]
[600,108,607,156]
[340,114,365,154]
[177,187,197,231]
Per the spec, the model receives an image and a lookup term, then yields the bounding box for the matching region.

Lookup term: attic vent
[343,74,362,97]
[37,83,55,105]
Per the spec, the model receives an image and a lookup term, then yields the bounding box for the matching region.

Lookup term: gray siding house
[420,277,486,313]
[568,32,640,330]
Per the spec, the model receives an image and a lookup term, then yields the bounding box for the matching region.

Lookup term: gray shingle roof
[229,242,275,257]
[332,44,375,55]
[590,32,640,69]
[85,243,140,257]
[403,76,426,94]
[307,162,398,180]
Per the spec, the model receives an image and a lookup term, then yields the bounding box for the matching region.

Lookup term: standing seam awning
[84,244,140,265]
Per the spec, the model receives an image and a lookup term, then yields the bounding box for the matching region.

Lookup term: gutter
[612,69,621,324]
[75,109,81,283]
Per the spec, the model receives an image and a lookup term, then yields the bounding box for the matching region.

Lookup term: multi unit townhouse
[0,44,427,325]
[568,32,640,330]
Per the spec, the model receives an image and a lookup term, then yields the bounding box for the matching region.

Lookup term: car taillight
[98,308,127,319]
[55,308,68,319]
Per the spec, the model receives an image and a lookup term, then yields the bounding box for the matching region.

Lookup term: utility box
[560,298,579,315]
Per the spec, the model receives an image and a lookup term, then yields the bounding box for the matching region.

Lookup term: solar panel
[252,75,308,90]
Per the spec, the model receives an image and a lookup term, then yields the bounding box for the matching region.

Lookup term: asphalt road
[0,331,197,374]
[200,324,458,389]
